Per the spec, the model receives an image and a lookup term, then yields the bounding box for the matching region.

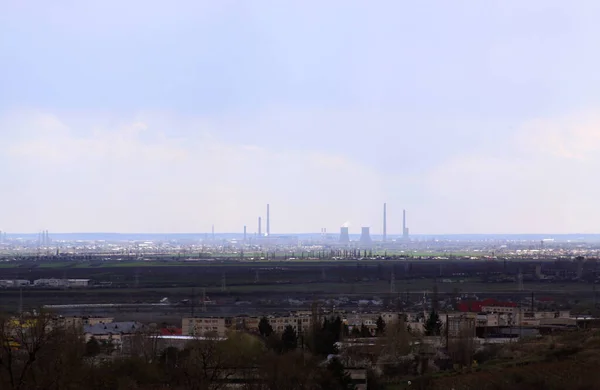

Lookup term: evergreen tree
[424,310,442,336]
[281,325,298,352]
[312,316,342,356]
[258,316,274,337]
[332,316,343,341]
[376,316,386,336]
[85,337,101,357]
[360,323,371,338]
[343,324,350,338]
[350,326,361,338]
[318,357,355,389]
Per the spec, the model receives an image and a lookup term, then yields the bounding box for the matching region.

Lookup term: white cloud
[2,108,599,234]
[423,109,600,234]
[518,109,600,160]
[0,111,388,233]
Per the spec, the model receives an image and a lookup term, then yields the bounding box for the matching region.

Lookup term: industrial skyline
[246,203,409,239]
[2,203,412,238]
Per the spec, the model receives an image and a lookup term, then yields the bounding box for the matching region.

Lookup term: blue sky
[1,0,600,234]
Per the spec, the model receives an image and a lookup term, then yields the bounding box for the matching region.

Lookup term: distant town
[3,206,600,388]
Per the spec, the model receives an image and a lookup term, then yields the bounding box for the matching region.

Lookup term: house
[84,321,145,350]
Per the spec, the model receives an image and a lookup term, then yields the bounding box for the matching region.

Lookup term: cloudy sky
[1,0,600,234]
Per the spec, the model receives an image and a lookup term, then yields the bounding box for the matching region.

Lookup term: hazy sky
[2,1,600,234]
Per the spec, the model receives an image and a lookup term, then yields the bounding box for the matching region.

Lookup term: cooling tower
[359,227,372,246]
[339,227,350,243]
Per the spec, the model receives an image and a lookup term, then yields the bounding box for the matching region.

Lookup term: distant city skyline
[2,1,600,234]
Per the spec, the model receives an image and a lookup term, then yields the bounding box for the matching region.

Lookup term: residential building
[266,314,313,334]
[182,317,228,337]
[84,321,146,350]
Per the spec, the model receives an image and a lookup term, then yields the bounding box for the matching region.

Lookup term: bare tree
[125,326,161,363]
[0,312,85,390]
[447,320,476,368]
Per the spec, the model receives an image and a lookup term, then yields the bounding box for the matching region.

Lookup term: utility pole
[221,273,227,292]
[191,288,195,317]
[517,269,524,291]
[202,288,207,312]
[19,288,23,316]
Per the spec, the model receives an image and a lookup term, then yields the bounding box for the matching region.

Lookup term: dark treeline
[0,313,358,390]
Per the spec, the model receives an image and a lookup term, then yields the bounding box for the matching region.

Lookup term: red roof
[457,299,517,312]
[160,327,182,336]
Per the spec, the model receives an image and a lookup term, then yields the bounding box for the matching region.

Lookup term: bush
[545,346,581,362]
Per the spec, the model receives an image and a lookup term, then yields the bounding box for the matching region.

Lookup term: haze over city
[2,0,600,234]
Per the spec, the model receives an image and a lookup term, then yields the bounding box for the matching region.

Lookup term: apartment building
[182,317,228,337]
[83,321,145,350]
[267,315,313,334]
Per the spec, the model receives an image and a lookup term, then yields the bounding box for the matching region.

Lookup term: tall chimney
[403,209,409,241]
[383,203,387,242]
[258,217,262,236]
[243,226,247,242]
[266,204,270,236]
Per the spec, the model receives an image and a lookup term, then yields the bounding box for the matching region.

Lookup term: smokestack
[243,226,247,242]
[402,209,409,241]
[212,225,215,241]
[383,203,387,242]
[258,217,262,236]
[266,204,270,236]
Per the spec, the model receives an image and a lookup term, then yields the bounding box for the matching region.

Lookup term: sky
[1,0,600,234]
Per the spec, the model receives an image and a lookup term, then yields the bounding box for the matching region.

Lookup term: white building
[0,280,30,287]
[67,279,91,287]
[34,278,67,287]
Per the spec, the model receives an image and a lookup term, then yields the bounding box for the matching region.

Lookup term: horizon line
[2,232,600,237]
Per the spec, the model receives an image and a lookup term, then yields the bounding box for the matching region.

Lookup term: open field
[1,258,597,316]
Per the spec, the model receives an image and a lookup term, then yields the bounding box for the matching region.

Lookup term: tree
[378,318,411,360]
[342,324,350,338]
[360,323,371,338]
[258,316,274,338]
[376,316,386,336]
[125,327,161,363]
[350,327,361,338]
[85,337,101,357]
[424,310,442,336]
[256,351,319,390]
[0,312,87,390]
[317,357,355,390]
[281,325,297,353]
[311,316,343,356]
